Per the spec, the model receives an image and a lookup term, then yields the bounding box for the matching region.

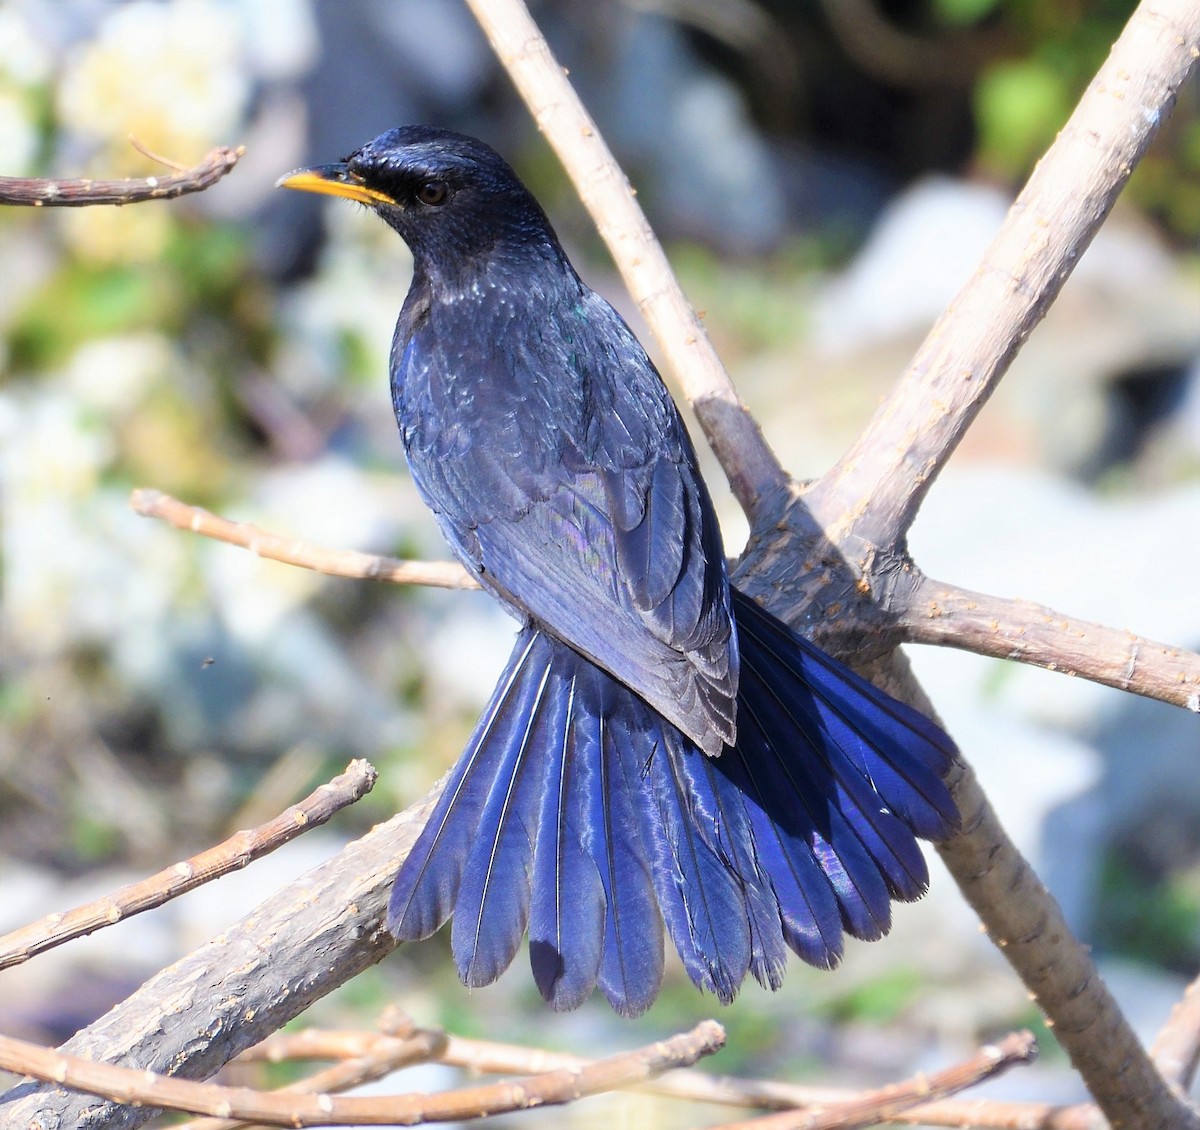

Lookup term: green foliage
[1095,852,1200,973]
[70,812,123,862]
[672,241,819,354]
[935,0,1200,239]
[10,262,170,370]
[975,58,1072,179]
[933,0,1003,26]
[810,965,926,1025]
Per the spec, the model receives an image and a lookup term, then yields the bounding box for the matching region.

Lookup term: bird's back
[392,261,739,754]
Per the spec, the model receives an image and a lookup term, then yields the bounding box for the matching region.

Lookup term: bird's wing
[394,287,736,752]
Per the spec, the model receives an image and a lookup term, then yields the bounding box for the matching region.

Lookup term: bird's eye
[416,181,448,207]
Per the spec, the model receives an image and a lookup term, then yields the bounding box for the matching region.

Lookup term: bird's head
[277,125,563,284]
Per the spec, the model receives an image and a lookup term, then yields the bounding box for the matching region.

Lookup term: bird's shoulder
[394,276,684,494]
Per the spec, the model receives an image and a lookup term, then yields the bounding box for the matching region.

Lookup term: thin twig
[0,1020,724,1126]
[129,488,477,590]
[0,760,377,970]
[463,0,787,520]
[0,144,243,207]
[710,1031,1037,1130]
[173,1031,446,1130]
[127,134,190,172]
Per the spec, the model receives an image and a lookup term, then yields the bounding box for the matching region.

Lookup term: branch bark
[0,144,243,207]
[903,574,1200,713]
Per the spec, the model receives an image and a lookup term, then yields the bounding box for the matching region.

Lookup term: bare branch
[709,1030,1036,1130]
[0,760,376,971]
[170,1031,451,1130]
[0,144,243,207]
[904,575,1200,713]
[0,1021,724,1126]
[462,0,788,520]
[804,0,1200,550]
[235,1021,1077,1129]
[129,488,477,590]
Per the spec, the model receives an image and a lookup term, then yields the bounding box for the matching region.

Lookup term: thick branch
[804,0,1200,550]
[0,145,243,207]
[743,5,1200,1120]
[462,0,788,521]
[937,747,1195,1128]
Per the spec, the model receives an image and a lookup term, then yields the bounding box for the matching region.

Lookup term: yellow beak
[275,164,397,207]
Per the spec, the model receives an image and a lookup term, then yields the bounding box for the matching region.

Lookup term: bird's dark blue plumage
[279,125,960,1016]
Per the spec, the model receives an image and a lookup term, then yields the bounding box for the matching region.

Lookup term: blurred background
[1,0,1199,1121]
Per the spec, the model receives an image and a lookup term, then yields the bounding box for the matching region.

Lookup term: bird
[278,126,959,1017]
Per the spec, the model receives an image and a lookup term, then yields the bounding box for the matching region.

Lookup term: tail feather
[736,668,895,941]
[528,672,606,1011]
[451,658,554,987]
[388,628,546,943]
[637,716,752,1005]
[709,717,845,969]
[389,590,959,1014]
[733,590,957,838]
[666,728,789,990]
[586,677,664,1016]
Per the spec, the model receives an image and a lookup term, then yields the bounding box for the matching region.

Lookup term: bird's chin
[276,164,399,208]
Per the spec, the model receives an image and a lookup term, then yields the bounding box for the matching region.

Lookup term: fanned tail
[389,592,959,1013]
[720,588,958,945]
